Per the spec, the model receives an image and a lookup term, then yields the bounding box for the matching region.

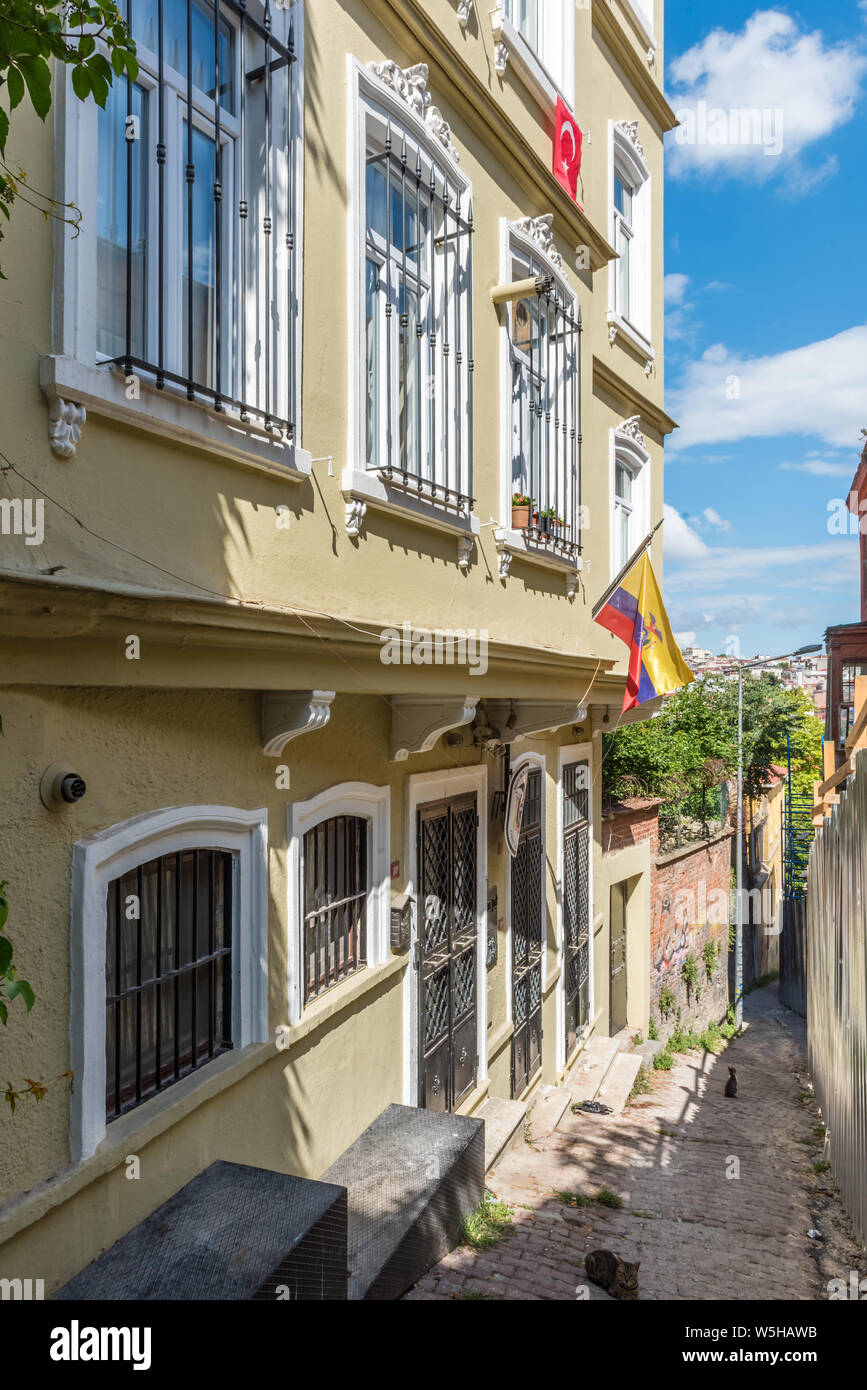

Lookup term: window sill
[40,355,313,482]
[491,11,573,115]
[341,467,481,560]
[283,954,408,1047]
[606,312,655,371]
[495,526,583,591]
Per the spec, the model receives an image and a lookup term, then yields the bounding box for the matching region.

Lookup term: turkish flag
[554,97,582,202]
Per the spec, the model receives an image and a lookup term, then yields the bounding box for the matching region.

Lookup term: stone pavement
[407,985,865,1301]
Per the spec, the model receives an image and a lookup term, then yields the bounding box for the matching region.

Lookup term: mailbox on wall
[390,892,413,953]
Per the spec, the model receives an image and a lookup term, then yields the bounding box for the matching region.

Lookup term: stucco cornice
[592,2,678,132]
[593,354,678,437]
[358,0,616,271]
[0,574,616,698]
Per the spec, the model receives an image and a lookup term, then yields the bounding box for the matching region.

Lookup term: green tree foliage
[0,1,138,274]
[603,673,823,813]
[0,879,35,1027]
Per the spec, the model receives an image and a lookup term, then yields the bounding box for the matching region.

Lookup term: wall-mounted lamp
[40,762,87,812]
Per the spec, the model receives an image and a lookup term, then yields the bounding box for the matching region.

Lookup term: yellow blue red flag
[594,551,694,712]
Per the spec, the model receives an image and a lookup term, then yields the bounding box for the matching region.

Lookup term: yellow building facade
[0,0,676,1288]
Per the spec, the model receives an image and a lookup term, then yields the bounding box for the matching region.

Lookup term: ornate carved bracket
[484,701,589,745]
[497,550,512,580]
[512,214,563,271]
[456,0,473,27]
[390,696,479,762]
[345,498,367,538]
[457,535,474,571]
[490,6,509,75]
[48,396,86,458]
[262,691,336,758]
[366,61,460,163]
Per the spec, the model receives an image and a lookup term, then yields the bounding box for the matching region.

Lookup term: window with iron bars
[508,237,582,559]
[105,847,234,1122]
[302,816,368,1004]
[362,97,474,514]
[95,0,298,437]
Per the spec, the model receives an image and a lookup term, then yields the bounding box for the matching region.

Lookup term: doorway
[609,880,628,1034]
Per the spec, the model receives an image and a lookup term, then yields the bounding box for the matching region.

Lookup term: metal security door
[563,762,590,1061]
[511,768,543,1097]
[610,880,628,1034]
[418,794,478,1112]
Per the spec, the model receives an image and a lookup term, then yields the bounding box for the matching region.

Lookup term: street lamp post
[734,643,822,1029]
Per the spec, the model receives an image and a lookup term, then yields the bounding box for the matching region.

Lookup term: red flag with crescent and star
[554,97,582,203]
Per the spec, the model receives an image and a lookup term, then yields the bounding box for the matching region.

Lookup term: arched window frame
[70,804,269,1162]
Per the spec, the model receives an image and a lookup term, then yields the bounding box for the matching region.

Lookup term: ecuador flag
[594,551,694,712]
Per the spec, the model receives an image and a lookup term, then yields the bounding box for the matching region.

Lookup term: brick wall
[652,831,734,1036]
[603,799,734,1038]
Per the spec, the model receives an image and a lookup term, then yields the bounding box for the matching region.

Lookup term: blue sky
[661,2,866,658]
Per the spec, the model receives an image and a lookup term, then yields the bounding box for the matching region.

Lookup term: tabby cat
[584,1249,640,1300]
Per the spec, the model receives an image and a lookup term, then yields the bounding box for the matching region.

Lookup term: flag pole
[591,517,664,620]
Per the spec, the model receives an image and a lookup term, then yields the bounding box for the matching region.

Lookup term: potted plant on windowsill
[512,493,532,530]
[535,506,558,538]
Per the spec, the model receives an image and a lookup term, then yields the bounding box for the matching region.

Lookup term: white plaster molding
[606,310,655,370]
[608,324,618,345]
[457,535,474,570]
[493,40,509,76]
[566,570,580,599]
[366,61,460,162]
[456,0,473,27]
[485,700,588,745]
[390,696,479,762]
[345,497,367,538]
[498,550,512,580]
[48,395,86,458]
[616,119,646,164]
[616,414,646,451]
[70,804,269,1162]
[262,691,336,758]
[513,213,562,270]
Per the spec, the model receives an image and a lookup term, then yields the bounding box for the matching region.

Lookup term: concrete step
[595,1052,643,1116]
[477,1096,528,1171]
[564,1035,622,1105]
[527,1084,573,1141]
[611,1026,641,1053]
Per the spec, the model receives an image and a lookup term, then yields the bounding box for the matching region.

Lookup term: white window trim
[402,764,488,1107]
[556,742,593,1072]
[496,217,583,579]
[504,751,546,1022]
[70,804,269,1164]
[610,423,651,581]
[344,56,479,548]
[620,0,658,54]
[47,2,308,476]
[608,121,652,352]
[287,781,391,1026]
[492,3,576,112]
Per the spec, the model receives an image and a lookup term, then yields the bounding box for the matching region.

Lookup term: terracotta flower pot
[512,505,530,530]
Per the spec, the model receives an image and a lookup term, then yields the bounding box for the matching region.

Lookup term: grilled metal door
[563,762,590,1061]
[511,768,543,1097]
[610,880,628,1034]
[418,794,478,1112]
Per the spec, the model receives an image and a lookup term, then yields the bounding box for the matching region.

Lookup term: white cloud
[780,459,856,477]
[675,631,697,647]
[664,273,690,306]
[663,504,709,561]
[702,507,732,532]
[664,542,857,594]
[667,324,867,452]
[667,10,867,184]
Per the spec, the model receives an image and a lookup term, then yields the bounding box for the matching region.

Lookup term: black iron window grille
[364,105,474,514]
[105,847,234,1121]
[509,243,582,558]
[96,0,298,437]
[303,816,368,1004]
[511,766,543,1096]
[563,761,590,1057]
